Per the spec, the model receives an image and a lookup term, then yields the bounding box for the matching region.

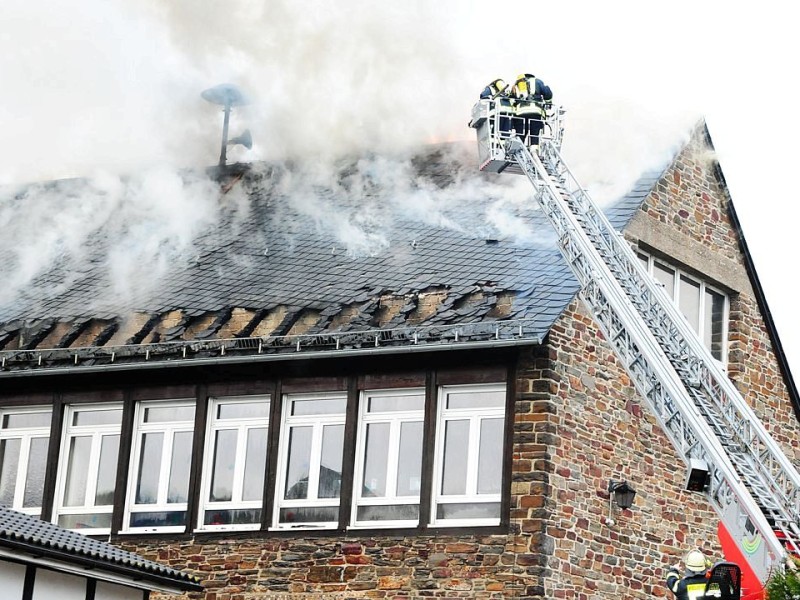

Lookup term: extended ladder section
[469,101,800,583]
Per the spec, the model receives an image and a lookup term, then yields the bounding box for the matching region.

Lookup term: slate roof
[0,146,660,373]
[0,507,202,591]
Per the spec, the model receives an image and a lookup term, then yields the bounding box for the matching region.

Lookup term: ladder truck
[469,98,800,598]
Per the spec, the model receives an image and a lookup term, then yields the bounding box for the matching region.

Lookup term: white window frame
[350,388,425,529]
[272,391,347,530]
[431,383,505,527]
[638,252,730,364]
[53,403,122,534]
[124,399,196,534]
[197,395,270,532]
[0,406,52,515]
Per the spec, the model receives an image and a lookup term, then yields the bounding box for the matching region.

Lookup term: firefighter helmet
[685,550,707,573]
[490,78,506,93]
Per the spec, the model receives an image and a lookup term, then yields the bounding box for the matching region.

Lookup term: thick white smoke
[0,0,706,316]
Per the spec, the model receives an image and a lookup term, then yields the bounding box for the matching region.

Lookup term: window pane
[436,502,500,520]
[0,439,21,506]
[357,504,419,522]
[144,405,194,423]
[441,420,469,495]
[285,426,312,500]
[362,423,389,497]
[446,391,504,410]
[679,275,701,332]
[705,288,725,360]
[73,409,122,427]
[396,421,423,496]
[167,431,193,503]
[58,512,112,530]
[63,436,91,506]
[217,401,269,420]
[203,508,261,526]
[129,511,186,529]
[318,425,343,499]
[210,429,237,502]
[242,428,268,501]
[368,394,424,413]
[291,397,346,416]
[94,434,119,505]
[278,506,338,524]
[23,437,48,508]
[3,412,51,429]
[478,418,504,494]
[136,432,163,504]
[654,262,675,299]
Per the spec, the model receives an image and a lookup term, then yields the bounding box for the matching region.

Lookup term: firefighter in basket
[511,73,553,150]
[479,78,514,138]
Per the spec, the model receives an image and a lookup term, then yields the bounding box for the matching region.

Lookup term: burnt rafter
[92,321,120,348]
[127,313,162,346]
[56,320,94,349]
[20,319,57,350]
[234,308,271,338]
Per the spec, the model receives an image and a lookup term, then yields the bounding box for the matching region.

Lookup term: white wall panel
[96,579,146,600]
[32,568,86,600]
[0,561,26,599]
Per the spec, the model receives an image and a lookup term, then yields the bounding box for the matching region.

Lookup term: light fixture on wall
[605,479,636,526]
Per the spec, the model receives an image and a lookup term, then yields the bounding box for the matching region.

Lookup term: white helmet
[685,549,707,573]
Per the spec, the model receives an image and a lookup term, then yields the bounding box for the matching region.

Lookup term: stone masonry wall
[529,302,722,599]
[631,126,800,458]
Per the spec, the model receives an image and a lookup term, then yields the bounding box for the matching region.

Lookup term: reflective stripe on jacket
[666,570,709,600]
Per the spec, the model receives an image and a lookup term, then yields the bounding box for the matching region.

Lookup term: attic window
[273,393,346,529]
[198,396,270,531]
[0,407,51,516]
[637,252,728,362]
[53,404,122,533]
[124,400,195,533]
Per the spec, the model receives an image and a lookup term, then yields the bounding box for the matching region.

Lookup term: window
[432,384,505,526]
[637,252,729,362]
[198,396,270,530]
[0,407,51,515]
[352,389,424,528]
[0,368,511,534]
[54,404,122,532]
[125,400,195,532]
[273,392,346,529]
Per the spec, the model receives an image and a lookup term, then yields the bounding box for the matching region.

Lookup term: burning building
[0,120,796,599]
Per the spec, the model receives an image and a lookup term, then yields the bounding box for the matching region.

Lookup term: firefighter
[511,73,553,149]
[665,549,713,600]
[479,78,514,138]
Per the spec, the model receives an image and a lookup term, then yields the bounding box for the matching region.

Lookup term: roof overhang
[0,544,202,593]
[0,319,544,379]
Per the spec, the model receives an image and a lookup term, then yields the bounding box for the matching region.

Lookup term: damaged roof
[0,507,202,591]
[0,146,659,373]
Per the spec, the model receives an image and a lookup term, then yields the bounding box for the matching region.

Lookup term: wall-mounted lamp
[605,479,636,526]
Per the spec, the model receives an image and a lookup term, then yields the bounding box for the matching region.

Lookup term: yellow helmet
[685,550,707,573]
[491,79,506,94]
[515,74,529,95]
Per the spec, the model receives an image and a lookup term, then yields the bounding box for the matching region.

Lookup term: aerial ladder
[469,97,800,596]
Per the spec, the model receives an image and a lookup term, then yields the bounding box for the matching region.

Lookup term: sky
[0,1,798,375]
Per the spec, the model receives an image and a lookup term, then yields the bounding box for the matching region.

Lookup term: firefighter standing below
[666,549,713,599]
[511,73,553,149]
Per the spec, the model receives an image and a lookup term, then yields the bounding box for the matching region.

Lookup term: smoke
[0,167,222,316]
[0,0,710,317]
